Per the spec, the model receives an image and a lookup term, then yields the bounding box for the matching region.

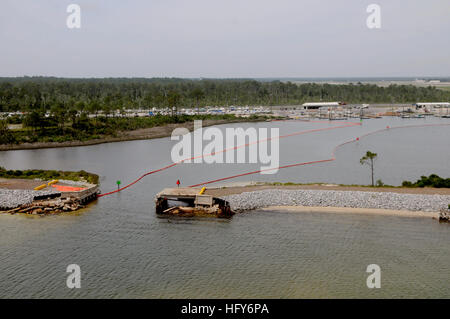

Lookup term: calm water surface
[0,118,449,298]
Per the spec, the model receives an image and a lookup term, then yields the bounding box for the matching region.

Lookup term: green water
[0,210,448,298]
[0,118,449,298]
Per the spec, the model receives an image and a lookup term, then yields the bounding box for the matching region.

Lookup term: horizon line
[1,75,450,80]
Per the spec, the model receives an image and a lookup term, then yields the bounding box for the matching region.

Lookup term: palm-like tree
[360,151,378,186]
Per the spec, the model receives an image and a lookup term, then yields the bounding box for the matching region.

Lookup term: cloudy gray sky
[0,0,449,78]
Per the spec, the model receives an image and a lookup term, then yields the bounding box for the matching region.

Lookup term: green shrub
[0,168,99,184]
[402,174,450,188]
[402,181,414,187]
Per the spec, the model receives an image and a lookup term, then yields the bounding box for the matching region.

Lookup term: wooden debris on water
[155,187,233,217]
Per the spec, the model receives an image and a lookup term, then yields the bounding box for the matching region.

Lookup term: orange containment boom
[51,184,87,192]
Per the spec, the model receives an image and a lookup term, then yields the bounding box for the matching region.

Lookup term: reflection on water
[0,118,449,298]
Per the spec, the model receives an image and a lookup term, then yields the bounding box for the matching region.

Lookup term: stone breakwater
[222,189,450,213]
[0,189,61,210]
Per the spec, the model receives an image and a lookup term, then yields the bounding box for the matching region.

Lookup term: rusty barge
[155,187,233,217]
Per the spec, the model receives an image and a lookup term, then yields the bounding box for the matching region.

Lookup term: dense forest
[1,77,449,114]
[1,77,449,145]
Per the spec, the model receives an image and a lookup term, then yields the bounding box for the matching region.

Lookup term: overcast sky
[0,0,449,78]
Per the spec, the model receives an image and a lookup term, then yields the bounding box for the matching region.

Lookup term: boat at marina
[329,117,348,120]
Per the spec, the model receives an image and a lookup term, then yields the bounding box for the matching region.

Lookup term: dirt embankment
[0,118,255,151]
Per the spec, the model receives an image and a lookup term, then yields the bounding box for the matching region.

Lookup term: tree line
[1,77,449,114]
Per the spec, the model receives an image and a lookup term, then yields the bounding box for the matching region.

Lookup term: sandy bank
[261,205,440,219]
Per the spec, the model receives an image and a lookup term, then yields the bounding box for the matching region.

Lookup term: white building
[302,102,342,110]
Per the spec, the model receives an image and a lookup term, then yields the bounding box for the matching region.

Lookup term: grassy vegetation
[267,181,398,188]
[1,114,267,145]
[267,176,450,189]
[0,167,99,185]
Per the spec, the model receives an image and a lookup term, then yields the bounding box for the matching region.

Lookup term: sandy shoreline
[0,118,256,151]
[218,187,449,218]
[261,205,440,219]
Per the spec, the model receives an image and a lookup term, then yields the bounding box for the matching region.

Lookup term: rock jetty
[0,189,60,210]
[222,189,450,214]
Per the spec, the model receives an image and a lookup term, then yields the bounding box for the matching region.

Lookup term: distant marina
[3,101,450,122]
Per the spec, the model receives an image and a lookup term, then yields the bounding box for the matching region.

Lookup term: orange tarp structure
[51,184,86,192]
